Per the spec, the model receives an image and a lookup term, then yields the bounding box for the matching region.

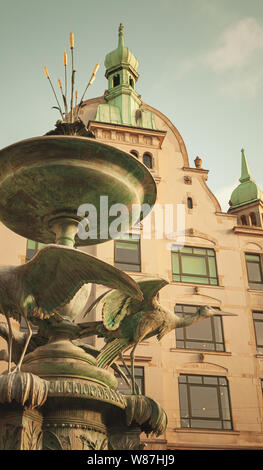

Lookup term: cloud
[204,17,263,72]
[176,17,263,98]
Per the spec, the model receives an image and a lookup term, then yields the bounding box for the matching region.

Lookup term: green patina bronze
[95,24,156,129]
[229,148,263,210]
[0,122,165,449]
[0,135,156,246]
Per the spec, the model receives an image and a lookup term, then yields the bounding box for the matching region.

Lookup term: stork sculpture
[0,244,142,374]
[79,278,237,394]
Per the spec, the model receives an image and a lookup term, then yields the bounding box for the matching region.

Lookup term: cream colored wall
[0,223,27,265]
[0,96,262,449]
[86,98,263,449]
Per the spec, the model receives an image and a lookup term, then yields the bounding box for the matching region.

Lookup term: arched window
[241,215,248,225]
[113,74,120,87]
[187,197,193,209]
[249,212,257,226]
[143,153,153,169]
[130,150,139,158]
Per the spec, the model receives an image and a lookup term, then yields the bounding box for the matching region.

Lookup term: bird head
[198,305,237,319]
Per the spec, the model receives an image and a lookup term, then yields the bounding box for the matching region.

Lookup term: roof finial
[240,148,253,183]
[118,23,124,48]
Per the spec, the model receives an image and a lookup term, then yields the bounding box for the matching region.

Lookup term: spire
[95,25,156,129]
[240,148,254,183]
[118,23,124,49]
[228,149,263,210]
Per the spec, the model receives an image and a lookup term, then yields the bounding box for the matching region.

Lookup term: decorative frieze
[48,379,126,408]
[88,121,166,149]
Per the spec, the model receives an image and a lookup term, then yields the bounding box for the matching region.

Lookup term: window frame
[245,252,263,290]
[171,246,219,286]
[175,304,225,352]
[252,310,263,353]
[114,234,141,272]
[115,365,145,395]
[178,374,233,430]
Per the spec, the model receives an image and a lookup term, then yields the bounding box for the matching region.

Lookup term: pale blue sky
[1,0,263,211]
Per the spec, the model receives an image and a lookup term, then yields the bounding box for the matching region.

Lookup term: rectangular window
[26,240,45,262]
[253,311,263,353]
[115,365,145,395]
[172,247,218,285]
[179,374,232,430]
[175,305,225,352]
[114,234,141,272]
[245,253,263,290]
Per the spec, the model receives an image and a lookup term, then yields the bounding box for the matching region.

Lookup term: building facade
[1,25,263,450]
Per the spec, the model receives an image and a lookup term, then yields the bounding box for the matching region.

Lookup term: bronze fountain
[0,35,167,450]
[0,32,236,451]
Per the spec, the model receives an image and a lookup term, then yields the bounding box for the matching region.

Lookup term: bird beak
[212,309,237,317]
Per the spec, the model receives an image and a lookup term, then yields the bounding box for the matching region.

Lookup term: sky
[1,0,263,211]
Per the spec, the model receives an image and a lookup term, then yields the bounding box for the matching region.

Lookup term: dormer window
[113,74,120,87]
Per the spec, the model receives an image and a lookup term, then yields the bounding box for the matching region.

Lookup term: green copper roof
[229,149,263,209]
[104,23,139,74]
[94,24,156,130]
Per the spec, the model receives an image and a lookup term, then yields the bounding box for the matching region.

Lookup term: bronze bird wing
[102,277,169,331]
[14,244,142,315]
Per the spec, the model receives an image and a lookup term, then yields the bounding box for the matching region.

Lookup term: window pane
[247,262,262,282]
[246,254,260,262]
[185,318,213,341]
[219,377,227,385]
[180,247,193,254]
[188,376,202,384]
[172,253,179,274]
[249,282,263,290]
[253,312,263,321]
[190,419,222,429]
[208,257,217,277]
[207,249,215,256]
[204,376,218,385]
[220,387,231,420]
[223,421,232,430]
[181,255,207,275]
[181,276,209,284]
[193,248,206,255]
[114,262,141,272]
[185,341,215,351]
[179,375,187,383]
[179,384,189,418]
[190,386,220,418]
[254,321,263,347]
[176,329,184,340]
[214,317,223,343]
